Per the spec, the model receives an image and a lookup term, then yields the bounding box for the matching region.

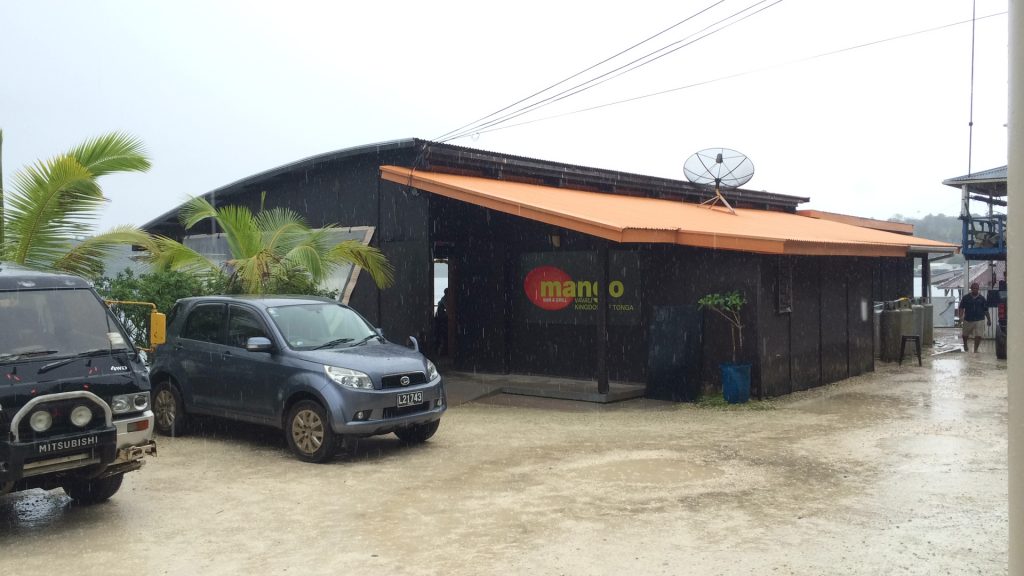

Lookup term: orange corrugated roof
[380,166,959,257]
[796,210,915,235]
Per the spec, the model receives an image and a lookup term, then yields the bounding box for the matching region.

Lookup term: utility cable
[433,0,724,142]
[441,0,784,142]
[454,11,1007,138]
[439,0,781,143]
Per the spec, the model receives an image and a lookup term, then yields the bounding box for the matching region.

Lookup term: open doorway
[431,252,455,368]
[433,259,449,355]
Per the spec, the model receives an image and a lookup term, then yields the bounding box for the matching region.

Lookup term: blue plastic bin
[721,363,751,404]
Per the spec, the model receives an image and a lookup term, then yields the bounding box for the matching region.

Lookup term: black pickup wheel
[63,472,124,504]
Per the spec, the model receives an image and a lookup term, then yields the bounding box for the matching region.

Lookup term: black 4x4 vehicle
[0,263,161,503]
[149,296,446,463]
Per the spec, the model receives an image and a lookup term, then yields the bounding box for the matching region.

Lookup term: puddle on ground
[877,433,987,460]
[573,457,723,485]
[0,489,71,533]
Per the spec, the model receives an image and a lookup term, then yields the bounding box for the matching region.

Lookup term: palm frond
[66,131,151,177]
[178,196,218,229]
[4,155,98,266]
[1,128,6,247]
[234,251,276,294]
[51,225,155,278]
[256,207,308,254]
[180,197,263,261]
[283,243,328,282]
[213,204,263,258]
[147,236,223,279]
[327,240,394,288]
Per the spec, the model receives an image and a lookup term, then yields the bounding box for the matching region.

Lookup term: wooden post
[921,256,932,300]
[597,246,610,394]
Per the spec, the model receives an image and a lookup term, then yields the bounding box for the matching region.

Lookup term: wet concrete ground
[0,333,1008,575]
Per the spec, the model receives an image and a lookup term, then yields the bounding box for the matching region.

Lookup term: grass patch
[694,394,776,411]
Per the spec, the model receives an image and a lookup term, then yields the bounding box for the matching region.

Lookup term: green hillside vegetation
[890,213,964,265]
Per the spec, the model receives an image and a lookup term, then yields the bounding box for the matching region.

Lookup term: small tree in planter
[698,290,749,403]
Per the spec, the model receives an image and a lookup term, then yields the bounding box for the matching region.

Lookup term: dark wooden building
[144,139,955,400]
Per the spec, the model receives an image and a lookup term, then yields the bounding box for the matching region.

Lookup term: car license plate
[396,391,423,407]
[36,434,100,456]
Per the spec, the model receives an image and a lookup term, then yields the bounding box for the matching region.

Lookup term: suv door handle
[173,343,184,351]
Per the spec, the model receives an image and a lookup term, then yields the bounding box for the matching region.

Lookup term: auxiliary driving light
[29,410,53,433]
[70,405,93,427]
[132,393,149,411]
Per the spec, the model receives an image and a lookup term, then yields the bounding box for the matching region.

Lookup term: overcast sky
[0,0,1009,233]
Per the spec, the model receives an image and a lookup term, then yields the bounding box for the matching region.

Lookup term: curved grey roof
[142,138,420,231]
[142,138,811,233]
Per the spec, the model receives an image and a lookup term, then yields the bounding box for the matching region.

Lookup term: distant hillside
[889,213,963,264]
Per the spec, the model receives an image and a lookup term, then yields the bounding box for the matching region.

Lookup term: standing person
[958,282,991,353]
[434,288,449,355]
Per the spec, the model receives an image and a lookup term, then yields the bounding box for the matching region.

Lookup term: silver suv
[148,296,445,462]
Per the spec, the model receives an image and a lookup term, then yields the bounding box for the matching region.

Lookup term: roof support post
[921,256,931,301]
[1007,1,1022,572]
[597,245,610,394]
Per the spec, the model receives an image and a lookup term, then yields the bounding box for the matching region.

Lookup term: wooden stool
[899,335,922,366]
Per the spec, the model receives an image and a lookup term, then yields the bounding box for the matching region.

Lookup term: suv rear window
[182,304,225,343]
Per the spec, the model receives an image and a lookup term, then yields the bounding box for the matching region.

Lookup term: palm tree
[149,196,394,295]
[0,130,153,276]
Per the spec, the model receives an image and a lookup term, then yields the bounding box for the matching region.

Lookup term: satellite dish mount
[683,148,755,216]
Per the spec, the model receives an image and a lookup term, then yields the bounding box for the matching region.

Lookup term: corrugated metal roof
[797,210,914,235]
[381,166,959,258]
[942,165,1008,196]
[932,261,1006,290]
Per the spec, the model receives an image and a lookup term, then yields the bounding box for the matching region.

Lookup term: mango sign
[523,266,573,310]
[523,265,626,311]
[518,251,640,325]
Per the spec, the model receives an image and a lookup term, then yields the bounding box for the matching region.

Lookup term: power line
[454,11,1008,139]
[439,0,784,143]
[432,1,725,142]
[440,0,784,142]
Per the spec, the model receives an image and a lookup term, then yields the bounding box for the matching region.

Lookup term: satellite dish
[683,148,755,215]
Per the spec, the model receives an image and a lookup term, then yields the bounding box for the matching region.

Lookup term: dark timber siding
[758,257,793,396]
[142,140,910,400]
[790,257,822,391]
[848,259,875,377]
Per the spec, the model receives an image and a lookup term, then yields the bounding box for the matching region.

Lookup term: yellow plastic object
[150,311,167,346]
[104,300,165,351]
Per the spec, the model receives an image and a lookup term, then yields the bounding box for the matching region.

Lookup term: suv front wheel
[153,381,187,436]
[285,400,338,463]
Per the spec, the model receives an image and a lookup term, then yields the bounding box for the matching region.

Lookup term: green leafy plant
[94,268,220,349]
[0,130,154,277]
[698,290,747,363]
[148,195,393,295]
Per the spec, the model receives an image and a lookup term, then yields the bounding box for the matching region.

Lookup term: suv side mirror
[407,336,419,352]
[246,337,274,352]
